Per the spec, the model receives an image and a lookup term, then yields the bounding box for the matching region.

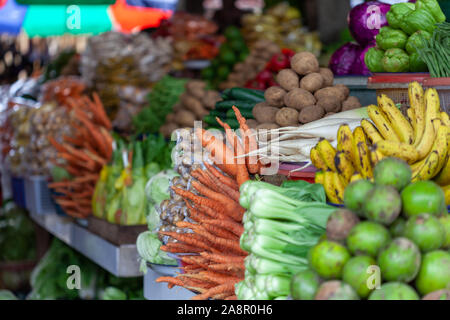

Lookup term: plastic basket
[367,73,430,109]
[423,77,450,114]
[11,177,26,209]
[49,189,67,216]
[24,176,56,215]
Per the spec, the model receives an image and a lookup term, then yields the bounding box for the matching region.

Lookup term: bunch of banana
[311,81,450,205]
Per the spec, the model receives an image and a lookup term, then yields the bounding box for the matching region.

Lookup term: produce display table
[29,212,142,278]
[143,267,196,300]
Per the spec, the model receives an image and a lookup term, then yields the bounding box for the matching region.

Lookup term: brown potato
[185,80,206,99]
[253,105,279,124]
[319,68,334,87]
[264,86,286,107]
[181,94,206,118]
[317,97,341,113]
[165,113,175,123]
[246,119,259,129]
[276,69,299,91]
[159,122,178,138]
[341,96,362,111]
[252,101,271,118]
[175,110,196,127]
[172,102,183,112]
[334,84,350,100]
[283,88,316,111]
[291,52,319,75]
[298,105,325,124]
[275,107,299,127]
[256,122,280,130]
[300,72,324,93]
[314,87,346,102]
[202,90,221,109]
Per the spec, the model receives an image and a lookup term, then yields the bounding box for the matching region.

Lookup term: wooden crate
[87,216,147,246]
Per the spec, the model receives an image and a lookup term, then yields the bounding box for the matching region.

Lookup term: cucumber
[225,118,240,129]
[203,115,219,126]
[226,108,254,119]
[208,110,227,118]
[215,100,255,111]
[222,88,265,103]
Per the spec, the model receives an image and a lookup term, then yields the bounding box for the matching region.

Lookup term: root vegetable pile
[47,93,113,219]
[254,52,362,128]
[160,80,221,138]
[157,108,264,300]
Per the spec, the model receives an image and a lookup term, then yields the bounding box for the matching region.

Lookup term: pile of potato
[219,40,280,90]
[251,52,361,129]
[160,80,221,137]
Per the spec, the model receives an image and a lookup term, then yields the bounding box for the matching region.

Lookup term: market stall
[0,0,449,302]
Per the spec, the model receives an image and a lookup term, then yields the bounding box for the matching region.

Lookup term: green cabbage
[136,231,176,269]
[145,169,179,205]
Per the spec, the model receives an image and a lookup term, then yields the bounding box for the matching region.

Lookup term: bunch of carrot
[156,107,261,300]
[47,93,113,219]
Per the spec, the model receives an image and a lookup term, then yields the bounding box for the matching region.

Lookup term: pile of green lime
[291,157,450,300]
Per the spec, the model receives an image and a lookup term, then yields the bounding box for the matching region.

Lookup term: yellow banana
[412,150,440,182]
[440,111,450,142]
[361,119,383,144]
[407,107,416,135]
[324,170,340,204]
[374,140,420,164]
[367,104,400,142]
[378,94,414,144]
[369,146,385,167]
[353,126,373,179]
[434,155,450,186]
[409,82,425,146]
[316,139,337,172]
[337,124,356,167]
[425,88,441,135]
[412,120,448,180]
[310,146,328,171]
[333,172,346,204]
[334,151,355,182]
[315,170,325,184]
[350,172,363,183]
[415,116,437,160]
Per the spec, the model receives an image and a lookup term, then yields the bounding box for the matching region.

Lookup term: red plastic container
[277,162,316,183]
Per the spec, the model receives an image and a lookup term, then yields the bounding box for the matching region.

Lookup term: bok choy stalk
[238,180,334,300]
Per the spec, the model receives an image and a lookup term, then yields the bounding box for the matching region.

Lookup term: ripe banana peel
[377,94,414,144]
[374,140,420,164]
[310,147,328,171]
[409,81,425,146]
[361,119,383,144]
[353,126,373,179]
[316,139,337,172]
[334,151,354,182]
[337,124,356,167]
[367,104,400,142]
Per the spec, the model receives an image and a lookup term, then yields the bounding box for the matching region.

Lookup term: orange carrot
[225,295,237,300]
[200,219,244,237]
[203,169,240,203]
[215,117,249,187]
[191,181,244,222]
[208,262,244,273]
[232,106,260,174]
[203,162,239,191]
[194,228,247,255]
[192,281,238,300]
[199,271,242,285]
[201,223,238,241]
[160,243,202,254]
[195,128,237,176]
[48,136,67,153]
[159,231,214,252]
[171,187,227,216]
[191,170,218,192]
[92,92,112,129]
[200,252,246,264]
[156,277,185,287]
